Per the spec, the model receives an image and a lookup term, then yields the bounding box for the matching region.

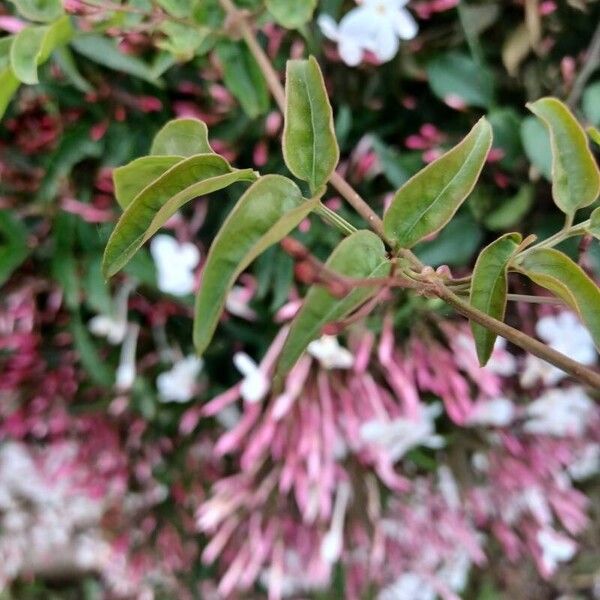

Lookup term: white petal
[391,8,418,40]
[338,37,364,66]
[368,21,399,62]
[150,234,178,266]
[317,14,339,41]
[233,352,259,378]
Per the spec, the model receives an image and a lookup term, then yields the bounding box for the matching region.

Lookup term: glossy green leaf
[215,40,269,118]
[113,156,183,210]
[0,209,29,286]
[527,97,600,214]
[10,16,72,85]
[275,230,389,381]
[484,185,534,231]
[0,68,20,120]
[71,35,162,86]
[155,0,192,18]
[516,248,600,350]
[194,175,317,354]
[583,81,600,126]
[588,126,600,147]
[283,56,339,192]
[470,232,522,365]
[588,207,600,241]
[426,52,495,109]
[103,155,257,278]
[9,0,63,22]
[266,0,317,28]
[520,116,552,179]
[150,118,213,156]
[384,118,492,249]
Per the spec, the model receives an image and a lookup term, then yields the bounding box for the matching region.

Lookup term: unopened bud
[322,322,342,335]
[295,261,317,284]
[325,279,349,298]
[435,265,452,278]
[281,237,308,259]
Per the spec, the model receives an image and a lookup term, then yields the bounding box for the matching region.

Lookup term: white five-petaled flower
[157,355,204,403]
[307,335,354,370]
[524,386,594,437]
[359,402,445,462]
[318,0,418,67]
[536,527,577,577]
[150,234,200,297]
[233,352,270,403]
[520,312,597,388]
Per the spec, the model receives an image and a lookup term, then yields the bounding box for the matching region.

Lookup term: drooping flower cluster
[188,305,599,598]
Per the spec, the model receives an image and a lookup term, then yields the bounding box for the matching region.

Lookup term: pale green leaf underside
[10,0,64,22]
[283,56,339,192]
[113,156,184,209]
[384,117,492,249]
[470,232,522,365]
[194,175,316,354]
[10,16,72,85]
[527,97,600,214]
[275,230,389,383]
[517,248,600,351]
[103,154,257,278]
[150,118,213,156]
[588,207,600,241]
[266,0,317,28]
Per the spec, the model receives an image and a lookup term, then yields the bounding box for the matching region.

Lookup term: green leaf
[275,230,389,382]
[516,248,600,350]
[588,126,600,147]
[70,313,114,387]
[9,0,63,22]
[521,116,552,180]
[193,175,317,354]
[113,156,183,210]
[527,97,600,214]
[0,209,29,286]
[583,81,600,126]
[53,45,93,93]
[103,155,257,278]
[487,108,523,169]
[215,40,269,118]
[0,68,20,120]
[71,35,162,86]
[157,21,208,60]
[155,0,192,18]
[484,185,534,231]
[384,118,492,249]
[283,56,339,192]
[470,232,522,365]
[266,0,317,28]
[36,124,102,203]
[426,52,494,109]
[588,207,600,241]
[150,118,213,156]
[414,211,483,267]
[10,16,72,85]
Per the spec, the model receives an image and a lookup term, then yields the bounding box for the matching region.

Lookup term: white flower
[320,481,351,563]
[150,234,200,296]
[568,444,600,481]
[225,285,256,321]
[156,355,203,403]
[88,281,135,345]
[536,527,577,576]
[307,335,354,369]
[233,352,269,403]
[524,386,594,437]
[115,324,139,391]
[467,397,515,427]
[520,312,597,388]
[378,573,436,600]
[318,0,418,67]
[360,403,445,462]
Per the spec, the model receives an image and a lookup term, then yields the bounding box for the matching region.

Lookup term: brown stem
[436,285,600,389]
[217,0,424,270]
